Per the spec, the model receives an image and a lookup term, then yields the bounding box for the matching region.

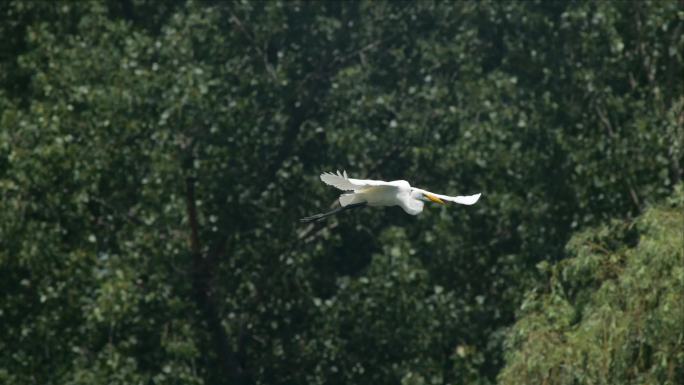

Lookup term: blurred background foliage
[0,1,682,384]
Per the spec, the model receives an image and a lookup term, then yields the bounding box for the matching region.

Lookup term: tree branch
[186,177,201,255]
[185,175,246,384]
[227,9,278,82]
[595,105,614,137]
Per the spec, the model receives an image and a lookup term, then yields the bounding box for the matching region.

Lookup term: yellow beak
[426,193,446,205]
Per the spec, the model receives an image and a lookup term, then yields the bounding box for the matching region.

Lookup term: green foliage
[500,184,684,385]
[0,1,682,384]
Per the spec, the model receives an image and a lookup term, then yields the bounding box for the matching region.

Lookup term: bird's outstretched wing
[416,189,481,205]
[320,170,401,191]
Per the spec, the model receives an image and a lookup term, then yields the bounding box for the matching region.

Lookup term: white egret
[301,170,481,222]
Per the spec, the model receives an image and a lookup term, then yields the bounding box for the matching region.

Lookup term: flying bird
[301,170,481,222]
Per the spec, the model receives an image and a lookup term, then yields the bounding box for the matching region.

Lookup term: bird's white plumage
[413,189,482,205]
[320,170,404,191]
[318,170,481,215]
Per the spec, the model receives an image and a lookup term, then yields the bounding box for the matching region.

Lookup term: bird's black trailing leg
[300,202,367,222]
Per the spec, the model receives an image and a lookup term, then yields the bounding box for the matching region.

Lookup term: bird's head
[411,189,446,205]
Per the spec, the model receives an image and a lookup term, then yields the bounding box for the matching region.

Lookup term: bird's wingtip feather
[467,193,482,204]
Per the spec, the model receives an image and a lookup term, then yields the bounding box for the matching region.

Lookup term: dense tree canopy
[500,185,684,385]
[0,1,682,384]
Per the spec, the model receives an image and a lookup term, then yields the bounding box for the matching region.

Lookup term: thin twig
[626,180,641,210]
[595,105,614,137]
